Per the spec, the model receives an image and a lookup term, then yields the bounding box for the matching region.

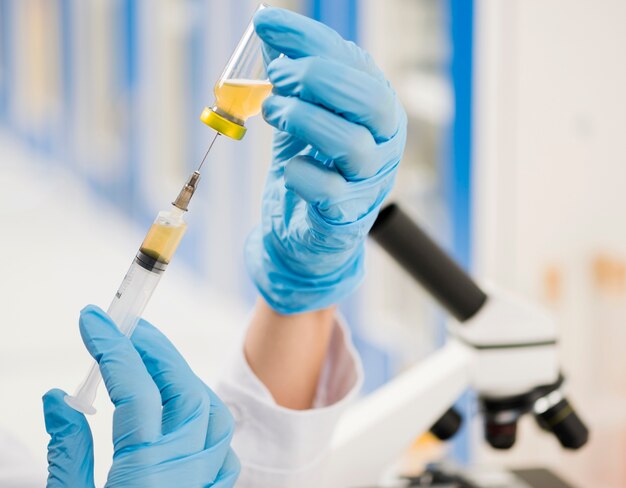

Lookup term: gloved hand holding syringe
[65,3,272,414]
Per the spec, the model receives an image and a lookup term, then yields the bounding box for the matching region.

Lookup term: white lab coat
[2,319,362,487]
[216,318,363,487]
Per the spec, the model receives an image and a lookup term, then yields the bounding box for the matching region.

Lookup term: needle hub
[172,171,201,212]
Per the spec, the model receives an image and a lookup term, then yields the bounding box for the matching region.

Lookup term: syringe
[64,151,211,415]
[64,3,270,415]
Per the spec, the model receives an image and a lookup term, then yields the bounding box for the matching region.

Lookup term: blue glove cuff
[245,221,367,315]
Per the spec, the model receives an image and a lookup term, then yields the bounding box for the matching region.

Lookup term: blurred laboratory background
[1,0,625,486]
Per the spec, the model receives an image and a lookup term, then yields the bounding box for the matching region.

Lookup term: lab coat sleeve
[215,317,363,488]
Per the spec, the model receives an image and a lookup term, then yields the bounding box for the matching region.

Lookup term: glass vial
[200,3,272,140]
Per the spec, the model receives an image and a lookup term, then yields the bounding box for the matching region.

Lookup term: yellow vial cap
[200,107,247,140]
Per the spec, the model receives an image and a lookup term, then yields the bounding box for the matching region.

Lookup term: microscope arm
[326,339,476,488]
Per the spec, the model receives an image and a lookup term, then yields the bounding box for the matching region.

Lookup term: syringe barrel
[64,261,163,414]
[108,260,163,335]
[65,206,187,415]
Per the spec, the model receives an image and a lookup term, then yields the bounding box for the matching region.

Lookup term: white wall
[474,1,626,485]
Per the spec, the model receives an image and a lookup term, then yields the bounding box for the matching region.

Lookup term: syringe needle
[197,132,220,173]
[171,132,220,211]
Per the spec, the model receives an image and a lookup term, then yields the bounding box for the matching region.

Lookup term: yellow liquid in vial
[214,79,272,122]
[140,222,187,264]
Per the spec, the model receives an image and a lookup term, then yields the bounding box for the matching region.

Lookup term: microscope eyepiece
[370,204,488,322]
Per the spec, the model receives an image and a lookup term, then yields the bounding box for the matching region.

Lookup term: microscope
[326,204,588,487]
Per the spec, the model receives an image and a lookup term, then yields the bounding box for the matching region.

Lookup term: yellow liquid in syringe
[214,79,272,122]
[140,222,187,264]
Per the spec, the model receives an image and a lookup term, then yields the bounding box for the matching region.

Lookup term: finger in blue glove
[44,305,239,488]
[43,388,95,488]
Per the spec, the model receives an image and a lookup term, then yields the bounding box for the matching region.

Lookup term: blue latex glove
[245,7,407,314]
[43,305,240,488]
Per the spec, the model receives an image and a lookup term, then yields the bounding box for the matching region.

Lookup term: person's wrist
[244,299,337,409]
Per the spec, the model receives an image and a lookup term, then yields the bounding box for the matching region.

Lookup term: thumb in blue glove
[43,305,240,488]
